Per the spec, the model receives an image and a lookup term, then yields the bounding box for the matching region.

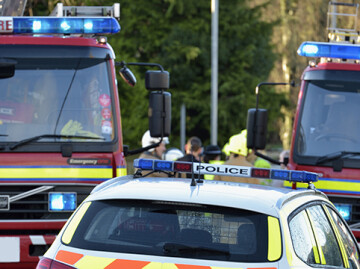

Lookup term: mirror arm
[254,150,281,166]
[124,139,163,157]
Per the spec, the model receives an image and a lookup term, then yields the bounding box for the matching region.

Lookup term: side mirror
[149,91,171,137]
[247,108,268,150]
[119,66,136,87]
[145,70,169,90]
[0,58,16,79]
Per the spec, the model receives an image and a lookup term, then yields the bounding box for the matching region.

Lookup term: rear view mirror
[149,91,171,137]
[145,70,169,90]
[247,108,268,150]
[0,58,17,79]
[119,66,136,87]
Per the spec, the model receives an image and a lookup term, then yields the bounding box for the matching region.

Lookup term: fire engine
[247,1,360,241]
[0,3,171,268]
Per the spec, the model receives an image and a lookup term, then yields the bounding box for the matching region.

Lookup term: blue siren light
[11,17,120,34]
[297,41,360,60]
[49,192,77,212]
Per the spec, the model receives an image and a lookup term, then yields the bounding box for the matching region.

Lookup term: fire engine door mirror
[119,66,137,87]
[145,70,170,90]
[149,91,171,137]
[247,108,268,150]
[0,58,17,79]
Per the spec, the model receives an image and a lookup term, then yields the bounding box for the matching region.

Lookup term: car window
[289,210,318,265]
[307,205,344,267]
[326,205,360,269]
[62,199,275,263]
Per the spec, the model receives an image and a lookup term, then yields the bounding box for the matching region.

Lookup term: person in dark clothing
[176,136,203,179]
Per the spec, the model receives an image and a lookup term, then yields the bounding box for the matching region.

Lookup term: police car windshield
[65,199,272,263]
[0,58,115,144]
[295,79,360,167]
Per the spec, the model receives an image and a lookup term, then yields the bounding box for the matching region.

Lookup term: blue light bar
[133,158,318,183]
[297,41,360,60]
[49,192,77,212]
[7,17,120,34]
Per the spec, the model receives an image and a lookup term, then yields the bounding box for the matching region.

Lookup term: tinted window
[64,200,272,262]
[307,205,343,267]
[289,210,317,265]
[327,206,360,269]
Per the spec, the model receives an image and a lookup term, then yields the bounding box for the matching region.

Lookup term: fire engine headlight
[49,192,77,212]
[334,203,351,221]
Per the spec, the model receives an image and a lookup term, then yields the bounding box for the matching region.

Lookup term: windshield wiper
[10,134,104,150]
[163,243,230,258]
[316,151,360,165]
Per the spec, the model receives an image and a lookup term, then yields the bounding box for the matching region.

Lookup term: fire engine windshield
[295,79,360,166]
[0,58,115,145]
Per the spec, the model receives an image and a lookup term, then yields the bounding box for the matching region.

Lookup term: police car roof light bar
[133,158,318,184]
[297,41,360,60]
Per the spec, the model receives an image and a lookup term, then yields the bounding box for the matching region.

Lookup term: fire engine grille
[0,185,94,221]
[329,196,360,225]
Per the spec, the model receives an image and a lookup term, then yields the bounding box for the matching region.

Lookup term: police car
[36,159,360,269]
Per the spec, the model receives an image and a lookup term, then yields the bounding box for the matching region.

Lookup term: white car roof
[88,176,328,217]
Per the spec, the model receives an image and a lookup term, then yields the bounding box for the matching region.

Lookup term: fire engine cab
[0,3,171,268]
[247,2,360,241]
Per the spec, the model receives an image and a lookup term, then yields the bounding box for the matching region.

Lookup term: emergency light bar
[133,158,318,183]
[0,17,120,34]
[297,41,360,60]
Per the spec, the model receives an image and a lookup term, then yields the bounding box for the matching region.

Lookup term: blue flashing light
[154,160,173,171]
[290,171,318,183]
[297,41,360,60]
[11,17,120,35]
[334,203,351,221]
[271,169,290,181]
[134,159,153,170]
[49,192,77,212]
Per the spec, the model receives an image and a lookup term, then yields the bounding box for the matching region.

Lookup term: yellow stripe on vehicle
[284,178,360,194]
[142,262,162,269]
[267,216,282,261]
[323,205,350,268]
[62,202,91,244]
[305,209,326,265]
[302,211,320,264]
[116,167,127,177]
[0,167,112,178]
[75,255,116,269]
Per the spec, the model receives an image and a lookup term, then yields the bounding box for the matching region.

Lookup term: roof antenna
[190,151,197,186]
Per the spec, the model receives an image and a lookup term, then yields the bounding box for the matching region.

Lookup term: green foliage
[28,0,282,150]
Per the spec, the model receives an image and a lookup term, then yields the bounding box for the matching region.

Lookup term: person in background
[139,130,169,160]
[163,147,184,161]
[202,144,223,180]
[176,136,203,179]
[214,130,260,184]
[136,130,169,177]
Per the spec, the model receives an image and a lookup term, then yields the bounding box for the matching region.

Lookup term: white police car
[37,159,360,269]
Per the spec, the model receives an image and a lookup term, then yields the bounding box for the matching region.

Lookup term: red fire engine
[247,1,360,240]
[0,3,171,268]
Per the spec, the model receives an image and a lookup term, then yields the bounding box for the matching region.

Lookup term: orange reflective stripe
[105,259,150,269]
[55,250,84,265]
